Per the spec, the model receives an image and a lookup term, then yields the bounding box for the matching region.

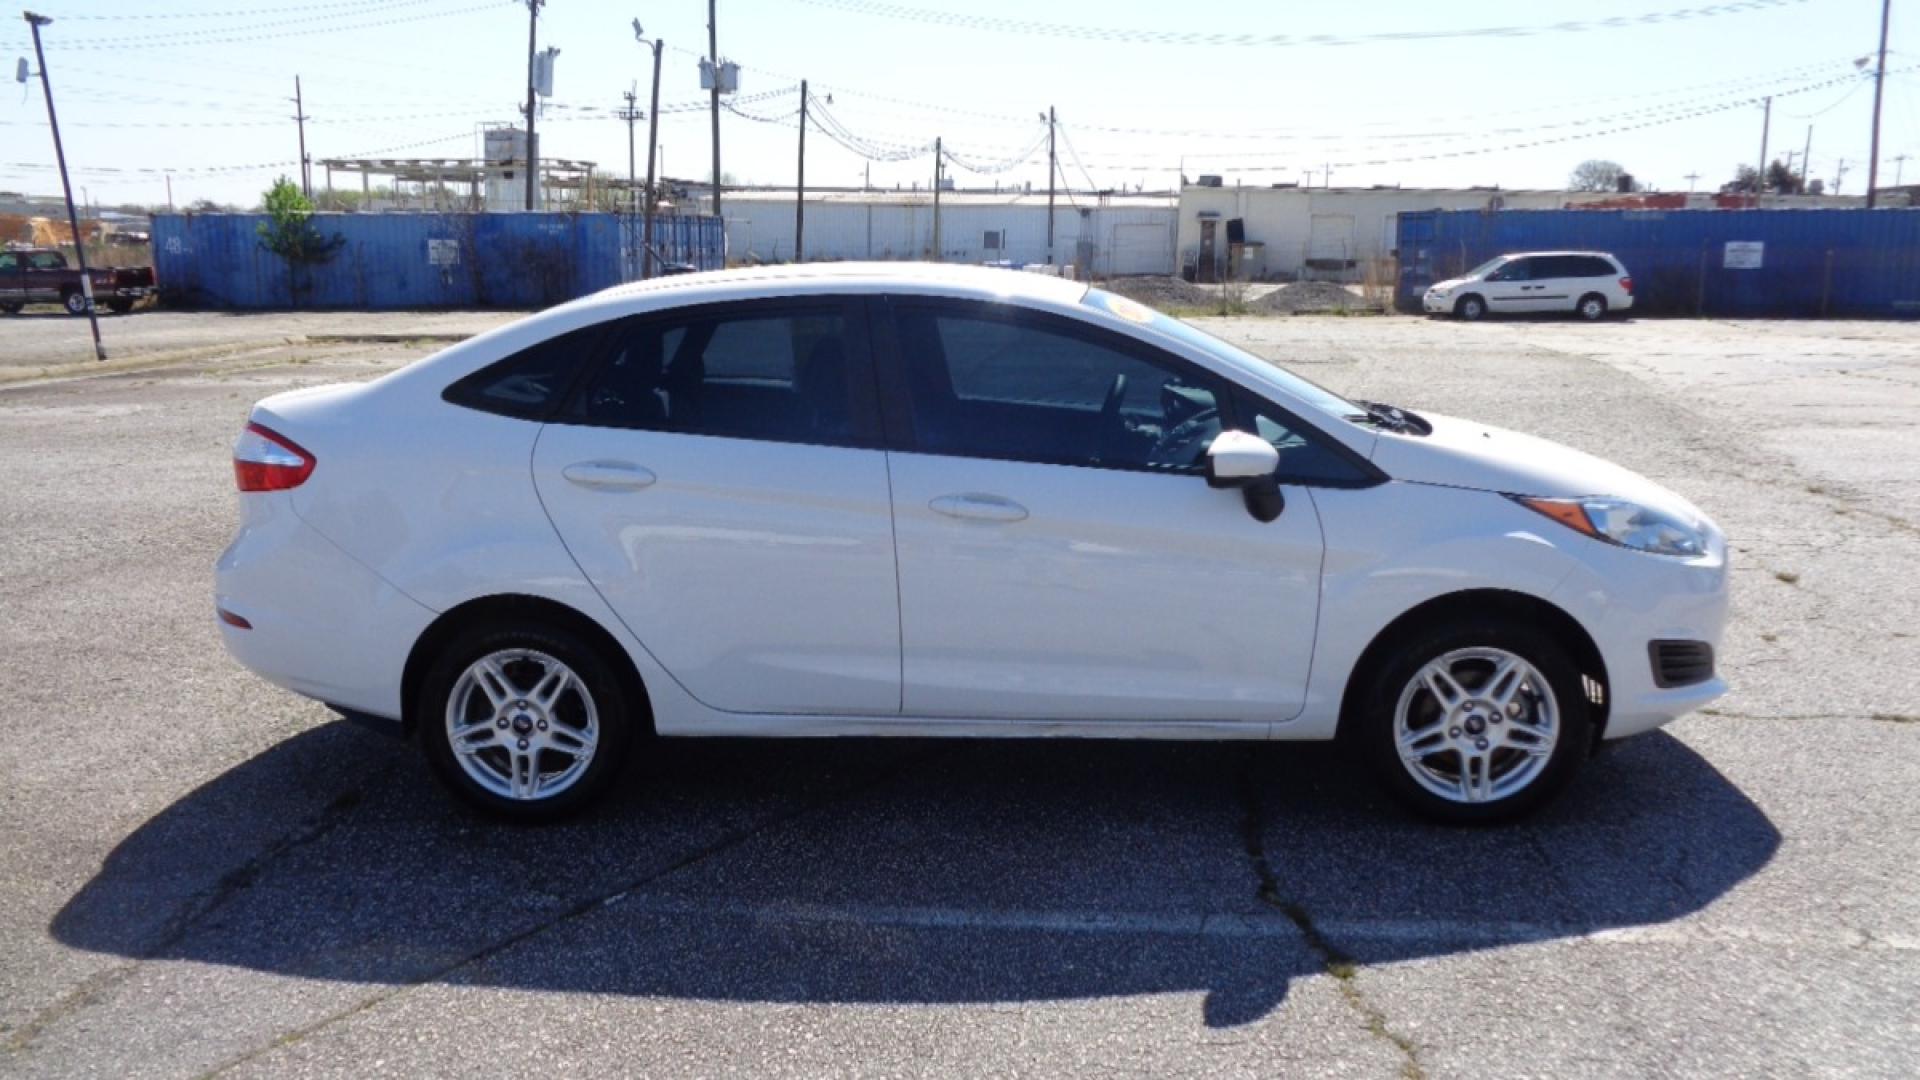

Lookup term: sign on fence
[1723,241,1765,270]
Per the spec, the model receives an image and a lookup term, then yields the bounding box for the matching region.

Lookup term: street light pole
[1867,0,1893,208]
[24,12,104,361]
[634,21,663,278]
[523,0,543,211]
[707,0,722,220]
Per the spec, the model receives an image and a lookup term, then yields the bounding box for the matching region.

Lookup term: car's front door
[532,297,903,716]
[0,253,20,305]
[1482,256,1538,311]
[877,298,1325,723]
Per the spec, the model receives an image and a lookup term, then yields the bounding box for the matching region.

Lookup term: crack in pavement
[188,745,948,1079]
[3,765,397,1058]
[1236,768,1424,1080]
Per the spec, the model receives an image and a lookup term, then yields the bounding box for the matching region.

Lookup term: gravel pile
[1257,281,1376,314]
[1098,275,1211,310]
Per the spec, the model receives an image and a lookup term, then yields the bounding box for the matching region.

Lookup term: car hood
[1371,410,1707,521]
[1426,277,1470,293]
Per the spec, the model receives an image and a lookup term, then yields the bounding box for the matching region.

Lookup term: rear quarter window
[442,323,607,421]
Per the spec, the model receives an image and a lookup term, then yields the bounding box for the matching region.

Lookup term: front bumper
[1549,527,1730,739]
[1423,291,1454,313]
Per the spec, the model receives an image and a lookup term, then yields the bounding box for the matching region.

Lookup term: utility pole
[1868,0,1892,207]
[1044,106,1056,264]
[1684,171,1701,192]
[1325,162,1333,188]
[932,136,943,262]
[165,174,174,211]
[1895,153,1912,187]
[1836,158,1851,194]
[523,0,543,211]
[708,0,722,220]
[291,76,311,198]
[1803,125,1814,192]
[23,12,104,361]
[1756,95,1772,193]
[634,20,662,278]
[621,88,640,213]
[795,79,808,263]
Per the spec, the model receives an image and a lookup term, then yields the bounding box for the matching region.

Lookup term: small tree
[1722,165,1763,194]
[1765,159,1806,195]
[256,176,343,306]
[1569,159,1637,192]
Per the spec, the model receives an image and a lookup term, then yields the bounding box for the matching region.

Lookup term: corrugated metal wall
[722,199,1176,276]
[1396,208,1920,317]
[152,211,723,310]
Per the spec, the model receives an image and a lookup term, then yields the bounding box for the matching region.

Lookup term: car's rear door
[874,297,1326,724]
[1527,255,1581,312]
[532,296,903,716]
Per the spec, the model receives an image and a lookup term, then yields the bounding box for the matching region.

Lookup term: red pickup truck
[0,247,157,315]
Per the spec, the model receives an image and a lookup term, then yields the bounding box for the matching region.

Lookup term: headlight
[1515,496,1707,558]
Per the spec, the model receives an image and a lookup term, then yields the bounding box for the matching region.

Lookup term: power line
[790,0,1811,49]
[11,0,510,52]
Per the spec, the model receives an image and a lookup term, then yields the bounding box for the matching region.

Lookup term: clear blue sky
[2,0,1914,208]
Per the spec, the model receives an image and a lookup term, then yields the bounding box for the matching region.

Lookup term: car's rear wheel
[417,621,633,822]
[1354,619,1591,824]
[1454,294,1486,321]
[62,290,89,316]
[1577,293,1608,321]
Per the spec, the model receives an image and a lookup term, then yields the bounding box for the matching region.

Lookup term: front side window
[565,302,869,446]
[443,322,606,421]
[1488,258,1532,282]
[894,303,1222,473]
[28,252,65,270]
[0,254,16,272]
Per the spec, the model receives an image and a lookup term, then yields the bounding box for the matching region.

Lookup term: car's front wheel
[1454,294,1486,321]
[1354,620,1592,824]
[417,621,634,822]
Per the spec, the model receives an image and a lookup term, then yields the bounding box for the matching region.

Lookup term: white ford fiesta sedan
[217,264,1726,824]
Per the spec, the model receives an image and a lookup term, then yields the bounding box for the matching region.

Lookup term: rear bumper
[215,492,435,720]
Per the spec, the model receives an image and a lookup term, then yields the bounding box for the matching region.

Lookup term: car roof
[591,261,1092,308]
[1500,251,1618,258]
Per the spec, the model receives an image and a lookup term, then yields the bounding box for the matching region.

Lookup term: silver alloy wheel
[444,648,599,802]
[63,291,88,315]
[1459,296,1484,320]
[1580,296,1605,320]
[1392,646,1559,805]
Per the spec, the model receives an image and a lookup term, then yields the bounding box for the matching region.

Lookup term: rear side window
[1581,256,1619,277]
[562,301,875,446]
[443,323,606,421]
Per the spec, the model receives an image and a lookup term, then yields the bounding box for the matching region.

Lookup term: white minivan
[1424,252,1635,321]
[216,264,1722,825]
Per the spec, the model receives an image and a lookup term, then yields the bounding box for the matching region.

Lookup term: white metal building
[1175,184,1577,282]
[706,190,1178,276]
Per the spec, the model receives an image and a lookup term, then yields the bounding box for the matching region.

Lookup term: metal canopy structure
[316,156,599,211]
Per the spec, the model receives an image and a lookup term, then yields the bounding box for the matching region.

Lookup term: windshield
[1463,256,1507,279]
[1083,288,1362,421]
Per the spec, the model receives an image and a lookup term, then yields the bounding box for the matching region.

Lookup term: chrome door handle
[561,461,657,491]
[929,493,1028,522]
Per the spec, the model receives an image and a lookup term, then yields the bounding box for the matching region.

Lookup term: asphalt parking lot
[1,310,1916,1078]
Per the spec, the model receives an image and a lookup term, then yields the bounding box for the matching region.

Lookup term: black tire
[1576,293,1608,321]
[62,289,89,316]
[0,302,20,315]
[1454,294,1486,321]
[1351,618,1593,825]
[416,620,635,823]
[106,299,135,314]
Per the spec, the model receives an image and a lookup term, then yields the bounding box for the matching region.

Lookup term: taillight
[1619,276,1634,295]
[233,422,315,491]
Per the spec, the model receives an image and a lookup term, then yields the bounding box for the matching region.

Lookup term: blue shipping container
[151,211,724,310]
[1396,208,1920,318]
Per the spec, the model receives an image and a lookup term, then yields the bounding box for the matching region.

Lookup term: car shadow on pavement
[50,723,1777,1027]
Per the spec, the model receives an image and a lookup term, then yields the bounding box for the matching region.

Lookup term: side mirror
[1204,431,1285,523]
[1204,430,1279,489]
